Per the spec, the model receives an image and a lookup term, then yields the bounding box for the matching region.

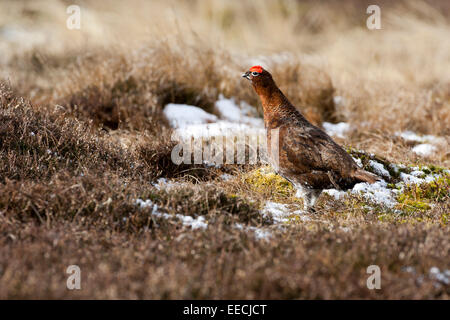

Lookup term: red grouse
[243,65,379,212]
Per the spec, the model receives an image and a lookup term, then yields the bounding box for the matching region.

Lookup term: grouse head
[242,65,274,89]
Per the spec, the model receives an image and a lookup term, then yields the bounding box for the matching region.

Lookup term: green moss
[397,198,431,213]
[396,173,449,213]
[243,167,294,198]
[423,176,450,201]
[377,212,434,225]
[407,175,449,201]
[428,164,446,174]
[284,213,308,225]
[441,214,448,226]
[387,183,398,189]
[377,213,395,223]
[416,164,446,175]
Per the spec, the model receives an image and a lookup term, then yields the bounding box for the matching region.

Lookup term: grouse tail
[352,169,380,184]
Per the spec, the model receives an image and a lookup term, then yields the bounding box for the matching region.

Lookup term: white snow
[250,227,272,240]
[220,173,233,181]
[369,160,390,178]
[173,121,264,140]
[135,199,172,219]
[410,170,425,178]
[262,201,307,224]
[238,187,330,238]
[407,169,440,183]
[214,95,264,127]
[135,199,207,230]
[262,202,292,223]
[412,143,436,156]
[396,131,445,157]
[429,267,450,285]
[163,103,218,128]
[333,96,344,106]
[323,161,449,209]
[165,97,267,168]
[323,189,346,200]
[424,174,441,183]
[351,180,399,208]
[352,157,363,168]
[234,223,272,241]
[396,131,441,144]
[322,122,350,138]
[239,100,261,118]
[215,96,241,122]
[403,266,450,287]
[135,198,154,209]
[177,215,208,230]
[152,177,180,190]
[399,172,425,185]
[165,97,264,141]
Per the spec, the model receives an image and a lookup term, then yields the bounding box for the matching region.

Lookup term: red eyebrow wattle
[249,65,263,73]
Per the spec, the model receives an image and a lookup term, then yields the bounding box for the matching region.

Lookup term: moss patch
[396,174,449,213]
[243,167,294,200]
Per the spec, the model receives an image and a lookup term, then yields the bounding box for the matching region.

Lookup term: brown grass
[0,0,449,299]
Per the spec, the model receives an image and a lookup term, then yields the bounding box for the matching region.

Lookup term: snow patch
[135,199,207,230]
[234,223,272,241]
[403,266,450,287]
[322,161,449,209]
[351,180,399,208]
[333,96,345,106]
[429,267,450,285]
[135,199,172,219]
[412,144,436,157]
[323,122,350,138]
[250,227,272,240]
[399,172,425,185]
[177,215,208,230]
[352,157,363,168]
[220,173,233,181]
[410,170,425,178]
[396,131,442,144]
[163,104,218,128]
[323,189,346,200]
[165,97,265,141]
[173,121,264,140]
[369,160,390,178]
[214,95,264,127]
[262,201,307,224]
[396,131,445,157]
[152,178,180,190]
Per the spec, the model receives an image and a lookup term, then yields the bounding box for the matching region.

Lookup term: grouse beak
[242,71,251,80]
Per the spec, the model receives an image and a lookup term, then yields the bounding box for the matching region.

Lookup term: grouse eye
[251,71,260,76]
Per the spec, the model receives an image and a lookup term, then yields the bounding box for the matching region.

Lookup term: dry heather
[0,0,449,299]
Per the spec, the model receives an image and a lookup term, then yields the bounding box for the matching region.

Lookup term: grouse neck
[253,81,298,125]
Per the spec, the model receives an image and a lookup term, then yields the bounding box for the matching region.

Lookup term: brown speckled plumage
[243,66,379,211]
